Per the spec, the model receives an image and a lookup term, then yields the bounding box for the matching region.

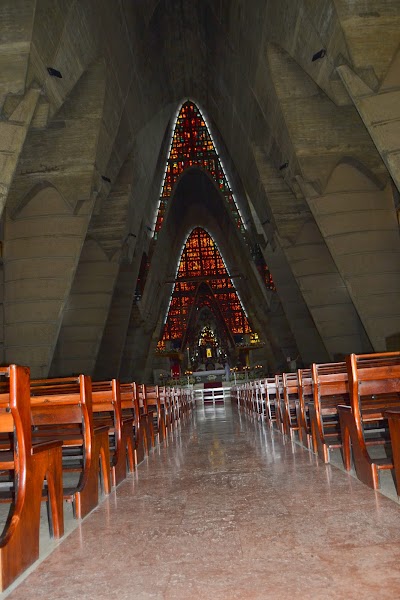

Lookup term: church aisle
[6,402,400,600]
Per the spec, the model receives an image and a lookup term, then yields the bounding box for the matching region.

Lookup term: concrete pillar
[120,312,152,383]
[94,255,143,380]
[283,219,372,359]
[3,186,89,377]
[0,262,4,364]
[3,61,107,378]
[299,166,400,350]
[0,0,35,109]
[262,239,330,365]
[251,150,361,361]
[338,54,400,194]
[0,88,41,216]
[50,239,119,376]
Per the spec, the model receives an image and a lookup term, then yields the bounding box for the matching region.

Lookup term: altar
[192,369,225,383]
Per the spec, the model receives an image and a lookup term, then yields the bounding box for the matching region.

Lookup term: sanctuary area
[0,2,399,598]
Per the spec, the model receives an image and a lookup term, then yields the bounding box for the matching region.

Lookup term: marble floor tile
[3,401,400,599]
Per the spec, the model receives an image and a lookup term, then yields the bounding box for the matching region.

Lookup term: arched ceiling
[1,1,399,379]
[136,167,291,374]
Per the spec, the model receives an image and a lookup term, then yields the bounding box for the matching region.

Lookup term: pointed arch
[304,160,400,351]
[181,281,236,352]
[157,227,254,353]
[152,100,246,237]
[10,181,74,220]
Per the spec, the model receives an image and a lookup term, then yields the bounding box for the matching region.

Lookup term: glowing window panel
[160,228,253,347]
[154,101,245,237]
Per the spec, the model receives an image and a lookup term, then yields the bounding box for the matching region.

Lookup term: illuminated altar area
[154,102,272,380]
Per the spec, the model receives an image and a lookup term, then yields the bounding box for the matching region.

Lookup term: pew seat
[338,352,400,491]
[120,382,148,464]
[297,368,312,448]
[30,375,111,518]
[0,365,64,591]
[308,362,349,463]
[281,372,302,441]
[143,385,166,444]
[263,378,278,427]
[92,380,135,487]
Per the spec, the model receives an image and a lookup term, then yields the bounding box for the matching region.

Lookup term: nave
[5,402,400,600]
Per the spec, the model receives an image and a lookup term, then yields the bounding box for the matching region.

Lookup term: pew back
[297,368,312,447]
[309,361,349,462]
[30,375,111,518]
[338,352,400,490]
[282,372,301,439]
[0,366,64,591]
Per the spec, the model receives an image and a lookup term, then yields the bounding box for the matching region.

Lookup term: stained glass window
[252,244,275,291]
[154,101,245,237]
[159,228,253,349]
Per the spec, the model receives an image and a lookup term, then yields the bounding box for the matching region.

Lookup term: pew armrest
[31,439,63,455]
[385,408,400,421]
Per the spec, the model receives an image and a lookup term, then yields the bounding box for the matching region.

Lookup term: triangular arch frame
[151,99,247,239]
[158,227,254,353]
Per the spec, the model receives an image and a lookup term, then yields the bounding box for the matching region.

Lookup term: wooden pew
[136,384,156,449]
[308,361,349,463]
[253,380,265,420]
[186,385,195,411]
[30,375,111,519]
[262,378,278,428]
[177,386,186,416]
[385,408,400,496]
[144,385,166,444]
[171,387,182,423]
[0,365,64,591]
[234,383,241,408]
[91,380,135,487]
[250,381,261,418]
[120,382,148,464]
[235,379,273,424]
[167,386,179,426]
[274,375,285,433]
[241,382,252,416]
[237,383,247,413]
[281,372,302,441]
[162,385,180,430]
[174,386,186,417]
[158,386,172,432]
[244,382,254,415]
[297,368,313,448]
[118,383,187,463]
[338,351,400,490]
[181,386,193,415]
[177,386,190,416]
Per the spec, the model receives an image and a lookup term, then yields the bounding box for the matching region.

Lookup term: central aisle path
[6,402,400,599]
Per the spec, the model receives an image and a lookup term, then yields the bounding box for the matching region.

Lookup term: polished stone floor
[4,402,400,599]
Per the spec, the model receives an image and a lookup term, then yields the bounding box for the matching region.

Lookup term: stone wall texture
[0,0,399,379]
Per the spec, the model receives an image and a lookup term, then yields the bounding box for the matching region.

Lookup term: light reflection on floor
[3,400,400,599]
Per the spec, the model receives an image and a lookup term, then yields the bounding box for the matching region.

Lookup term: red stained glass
[160,228,253,348]
[154,101,245,237]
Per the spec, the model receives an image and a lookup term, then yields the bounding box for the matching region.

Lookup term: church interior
[1,1,400,597]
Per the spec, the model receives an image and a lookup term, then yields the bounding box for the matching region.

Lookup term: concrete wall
[0,0,399,379]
